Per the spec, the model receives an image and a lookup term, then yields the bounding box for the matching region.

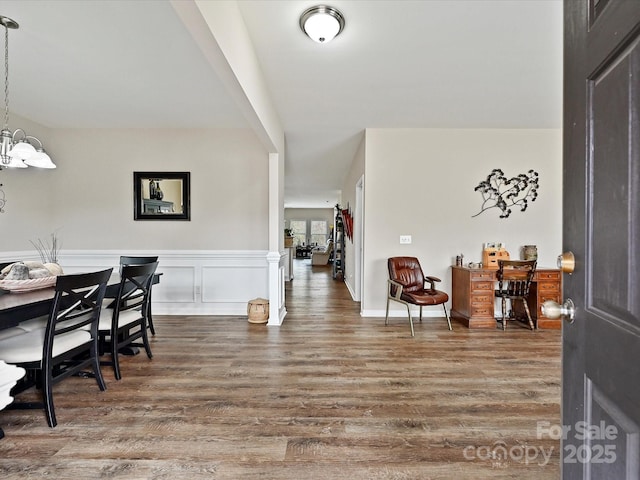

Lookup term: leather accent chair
[385,257,452,336]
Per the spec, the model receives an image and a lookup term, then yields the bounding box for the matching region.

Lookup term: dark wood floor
[0,259,561,479]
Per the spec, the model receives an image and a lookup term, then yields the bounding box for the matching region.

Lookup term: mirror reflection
[133,171,190,221]
[142,178,183,214]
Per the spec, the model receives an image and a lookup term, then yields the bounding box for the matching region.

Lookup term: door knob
[557,251,575,274]
[542,299,575,323]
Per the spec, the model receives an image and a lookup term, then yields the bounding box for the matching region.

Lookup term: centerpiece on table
[0,234,63,292]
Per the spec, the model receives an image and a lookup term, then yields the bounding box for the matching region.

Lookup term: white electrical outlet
[400,235,412,244]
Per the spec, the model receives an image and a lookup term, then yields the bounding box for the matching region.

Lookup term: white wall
[0,125,269,250]
[359,128,562,316]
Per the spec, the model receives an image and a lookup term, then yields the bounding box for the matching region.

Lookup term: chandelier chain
[3,22,8,131]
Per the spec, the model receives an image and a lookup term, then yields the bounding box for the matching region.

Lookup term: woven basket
[247,298,269,323]
[0,276,57,293]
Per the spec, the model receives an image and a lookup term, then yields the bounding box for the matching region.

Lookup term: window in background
[310,221,328,245]
[289,220,307,246]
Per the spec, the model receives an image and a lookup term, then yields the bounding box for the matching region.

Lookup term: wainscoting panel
[0,250,270,317]
[153,266,196,303]
[202,266,268,304]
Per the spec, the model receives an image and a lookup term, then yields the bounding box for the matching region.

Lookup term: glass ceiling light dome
[299,5,345,43]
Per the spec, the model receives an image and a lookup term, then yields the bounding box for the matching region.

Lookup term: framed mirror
[133,171,191,221]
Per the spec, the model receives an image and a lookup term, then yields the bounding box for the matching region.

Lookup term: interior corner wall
[0,126,269,251]
[340,133,366,298]
[361,128,562,316]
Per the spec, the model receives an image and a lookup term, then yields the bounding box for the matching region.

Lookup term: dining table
[0,272,161,331]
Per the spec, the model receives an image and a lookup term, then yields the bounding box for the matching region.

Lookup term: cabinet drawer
[536,271,561,281]
[471,295,493,305]
[538,293,560,303]
[471,281,494,292]
[470,271,495,281]
[537,282,560,293]
[470,305,493,317]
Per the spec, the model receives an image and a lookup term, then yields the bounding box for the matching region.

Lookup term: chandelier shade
[24,150,56,169]
[299,5,345,43]
[8,138,36,160]
[0,15,56,170]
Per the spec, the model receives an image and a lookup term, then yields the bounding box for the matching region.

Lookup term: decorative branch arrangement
[472,169,539,219]
[30,233,61,264]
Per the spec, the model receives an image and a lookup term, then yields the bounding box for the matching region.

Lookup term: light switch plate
[400,235,412,244]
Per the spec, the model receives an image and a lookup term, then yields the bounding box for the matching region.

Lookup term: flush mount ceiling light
[0,15,55,170]
[299,5,345,43]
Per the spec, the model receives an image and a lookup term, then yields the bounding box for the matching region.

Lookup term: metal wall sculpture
[473,169,539,219]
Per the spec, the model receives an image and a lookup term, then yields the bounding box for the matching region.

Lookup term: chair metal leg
[406,304,415,337]
[385,297,391,326]
[419,306,423,322]
[443,304,452,330]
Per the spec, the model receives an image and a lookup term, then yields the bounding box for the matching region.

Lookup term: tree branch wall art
[473,169,539,219]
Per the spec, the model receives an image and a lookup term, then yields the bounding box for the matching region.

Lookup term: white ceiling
[0,0,562,208]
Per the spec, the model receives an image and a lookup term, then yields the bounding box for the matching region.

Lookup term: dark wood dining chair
[0,268,112,427]
[98,262,158,380]
[119,256,159,335]
[495,259,537,330]
[385,256,452,336]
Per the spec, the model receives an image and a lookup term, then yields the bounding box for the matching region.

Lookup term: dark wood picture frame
[133,171,191,221]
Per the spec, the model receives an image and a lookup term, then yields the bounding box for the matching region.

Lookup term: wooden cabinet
[451,266,562,329]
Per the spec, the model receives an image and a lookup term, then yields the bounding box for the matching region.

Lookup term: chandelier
[0,15,55,170]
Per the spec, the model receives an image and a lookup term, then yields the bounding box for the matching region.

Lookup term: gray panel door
[563,1,640,478]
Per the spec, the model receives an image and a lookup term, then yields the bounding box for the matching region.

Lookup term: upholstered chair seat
[16,315,49,332]
[0,327,29,341]
[0,328,92,364]
[98,308,143,331]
